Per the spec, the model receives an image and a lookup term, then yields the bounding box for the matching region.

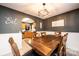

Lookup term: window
[52,19,64,27]
[40,22,42,29]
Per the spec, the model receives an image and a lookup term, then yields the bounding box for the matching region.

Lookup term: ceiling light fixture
[38,3,49,17]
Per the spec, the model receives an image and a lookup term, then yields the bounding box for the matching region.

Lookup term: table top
[31,35,62,56]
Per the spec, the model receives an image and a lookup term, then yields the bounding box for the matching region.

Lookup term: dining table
[31,35,63,56]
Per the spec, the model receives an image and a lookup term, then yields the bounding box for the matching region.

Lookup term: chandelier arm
[38,3,49,17]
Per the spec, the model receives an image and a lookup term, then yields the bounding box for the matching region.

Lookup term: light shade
[38,3,49,17]
[22,18,34,23]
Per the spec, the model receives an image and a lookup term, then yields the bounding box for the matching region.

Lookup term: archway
[21,18,36,32]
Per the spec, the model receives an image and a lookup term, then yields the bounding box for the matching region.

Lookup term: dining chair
[58,45,64,56]
[33,31,38,38]
[41,32,46,37]
[57,33,68,56]
[62,33,68,45]
[9,37,32,56]
[62,33,68,55]
[54,32,61,37]
[9,37,20,56]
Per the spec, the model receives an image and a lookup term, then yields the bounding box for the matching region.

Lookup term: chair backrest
[9,37,20,56]
[41,32,46,37]
[54,32,61,37]
[58,45,64,56]
[33,31,38,38]
[62,33,68,45]
[58,33,68,56]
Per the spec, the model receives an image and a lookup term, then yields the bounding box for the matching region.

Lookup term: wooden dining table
[31,35,62,56]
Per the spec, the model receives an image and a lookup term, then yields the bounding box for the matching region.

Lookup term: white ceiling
[0,3,79,19]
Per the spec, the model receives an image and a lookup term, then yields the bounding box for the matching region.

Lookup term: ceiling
[0,3,79,19]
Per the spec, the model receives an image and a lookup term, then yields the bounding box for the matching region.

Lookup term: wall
[0,5,43,56]
[0,5,79,56]
[66,32,79,56]
[67,32,79,51]
[43,9,79,32]
[0,5,43,33]
[42,9,79,55]
[0,32,22,56]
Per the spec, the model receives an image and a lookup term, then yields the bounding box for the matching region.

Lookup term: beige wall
[67,32,79,51]
[0,32,22,56]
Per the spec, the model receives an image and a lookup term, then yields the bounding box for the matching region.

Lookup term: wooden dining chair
[58,33,68,56]
[58,45,65,56]
[54,32,61,37]
[57,38,63,56]
[33,31,38,38]
[9,37,20,56]
[62,33,68,45]
[9,37,33,56]
[41,32,46,37]
[62,33,68,55]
